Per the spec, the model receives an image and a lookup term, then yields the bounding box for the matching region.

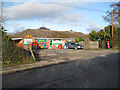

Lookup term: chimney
[70,29,73,33]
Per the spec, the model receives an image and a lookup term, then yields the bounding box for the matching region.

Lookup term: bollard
[58,45,61,50]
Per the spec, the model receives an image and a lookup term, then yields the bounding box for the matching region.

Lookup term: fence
[78,41,99,49]
[99,40,107,49]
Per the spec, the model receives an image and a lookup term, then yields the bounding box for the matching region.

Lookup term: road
[2,50,119,88]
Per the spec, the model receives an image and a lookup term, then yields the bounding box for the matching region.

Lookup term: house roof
[12,29,89,39]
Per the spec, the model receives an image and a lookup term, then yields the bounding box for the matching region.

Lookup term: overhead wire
[47,2,106,13]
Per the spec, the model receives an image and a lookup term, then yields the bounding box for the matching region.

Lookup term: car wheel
[75,47,77,50]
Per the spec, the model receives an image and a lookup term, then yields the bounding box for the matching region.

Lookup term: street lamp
[97,38,101,48]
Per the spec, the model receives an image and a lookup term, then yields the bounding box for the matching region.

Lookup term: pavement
[1,49,119,75]
[2,58,75,75]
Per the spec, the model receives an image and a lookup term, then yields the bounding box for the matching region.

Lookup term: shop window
[53,39,61,41]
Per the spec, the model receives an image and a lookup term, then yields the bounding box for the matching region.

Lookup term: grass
[2,59,38,67]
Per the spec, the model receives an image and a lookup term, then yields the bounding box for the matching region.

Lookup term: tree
[0,0,8,24]
[89,30,98,41]
[103,1,120,26]
[0,1,8,36]
[115,27,120,36]
[1,25,7,36]
[89,25,119,48]
[104,25,116,41]
[97,30,106,40]
[89,25,116,41]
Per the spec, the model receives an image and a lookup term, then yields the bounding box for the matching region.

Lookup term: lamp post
[97,38,101,48]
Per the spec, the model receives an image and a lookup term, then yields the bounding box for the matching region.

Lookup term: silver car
[65,42,83,49]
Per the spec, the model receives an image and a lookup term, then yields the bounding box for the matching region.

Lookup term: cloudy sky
[2,0,119,34]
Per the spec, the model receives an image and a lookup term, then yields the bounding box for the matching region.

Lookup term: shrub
[75,37,84,42]
[2,35,35,66]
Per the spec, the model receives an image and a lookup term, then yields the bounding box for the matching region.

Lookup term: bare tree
[103,1,120,27]
[0,0,4,25]
[0,0,8,35]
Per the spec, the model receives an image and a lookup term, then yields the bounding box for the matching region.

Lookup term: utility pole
[111,9,113,48]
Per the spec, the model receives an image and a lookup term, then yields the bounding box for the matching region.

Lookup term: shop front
[37,38,49,49]
[50,39,62,49]
[23,35,33,50]
[12,35,75,49]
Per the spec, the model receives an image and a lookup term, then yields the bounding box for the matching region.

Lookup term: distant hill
[12,28,89,39]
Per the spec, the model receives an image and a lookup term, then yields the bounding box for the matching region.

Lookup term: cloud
[42,13,84,24]
[5,23,21,26]
[4,2,84,24]
[5,2,70,19]
[3,0,119,2]
[5,23,25,33]
[67,23,82,26]
[87,23,104,31]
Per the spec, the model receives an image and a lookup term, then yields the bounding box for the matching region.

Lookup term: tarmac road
[2,50,119,88]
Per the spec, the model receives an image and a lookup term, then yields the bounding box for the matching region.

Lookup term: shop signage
[24,38,33,45]
[52,43,61,45]
[37,39,47,42]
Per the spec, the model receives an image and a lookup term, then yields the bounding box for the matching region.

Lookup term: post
[29,45,36,60]
[111,9,113,48]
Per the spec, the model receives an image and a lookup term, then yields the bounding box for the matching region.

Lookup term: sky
[2,0,119,34]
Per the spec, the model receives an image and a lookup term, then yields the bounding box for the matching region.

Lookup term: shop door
[49,39,52,48]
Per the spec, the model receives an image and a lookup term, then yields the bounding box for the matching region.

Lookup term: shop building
[11,27,87,49]
[12,34,75,49]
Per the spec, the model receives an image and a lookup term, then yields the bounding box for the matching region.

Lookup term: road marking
[48,54,56,56]
[100,55,107,57]
[69,57,82,60]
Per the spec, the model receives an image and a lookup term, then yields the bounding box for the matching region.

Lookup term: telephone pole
[111,9,113,48]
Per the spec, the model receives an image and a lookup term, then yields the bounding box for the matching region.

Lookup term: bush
[2,35,35,66]
[75,37,84,42]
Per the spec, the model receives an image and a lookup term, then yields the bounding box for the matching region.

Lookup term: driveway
[36,49,118,61]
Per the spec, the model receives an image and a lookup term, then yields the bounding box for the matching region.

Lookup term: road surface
[2,50,119,88]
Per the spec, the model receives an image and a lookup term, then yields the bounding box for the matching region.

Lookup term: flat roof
[12,38,22,40]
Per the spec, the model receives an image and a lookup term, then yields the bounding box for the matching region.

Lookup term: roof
[12,37,75,41]
[12,29,89,38]
[11,38,22,40]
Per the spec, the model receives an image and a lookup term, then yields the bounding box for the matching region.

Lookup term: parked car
[65,42,84,49]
